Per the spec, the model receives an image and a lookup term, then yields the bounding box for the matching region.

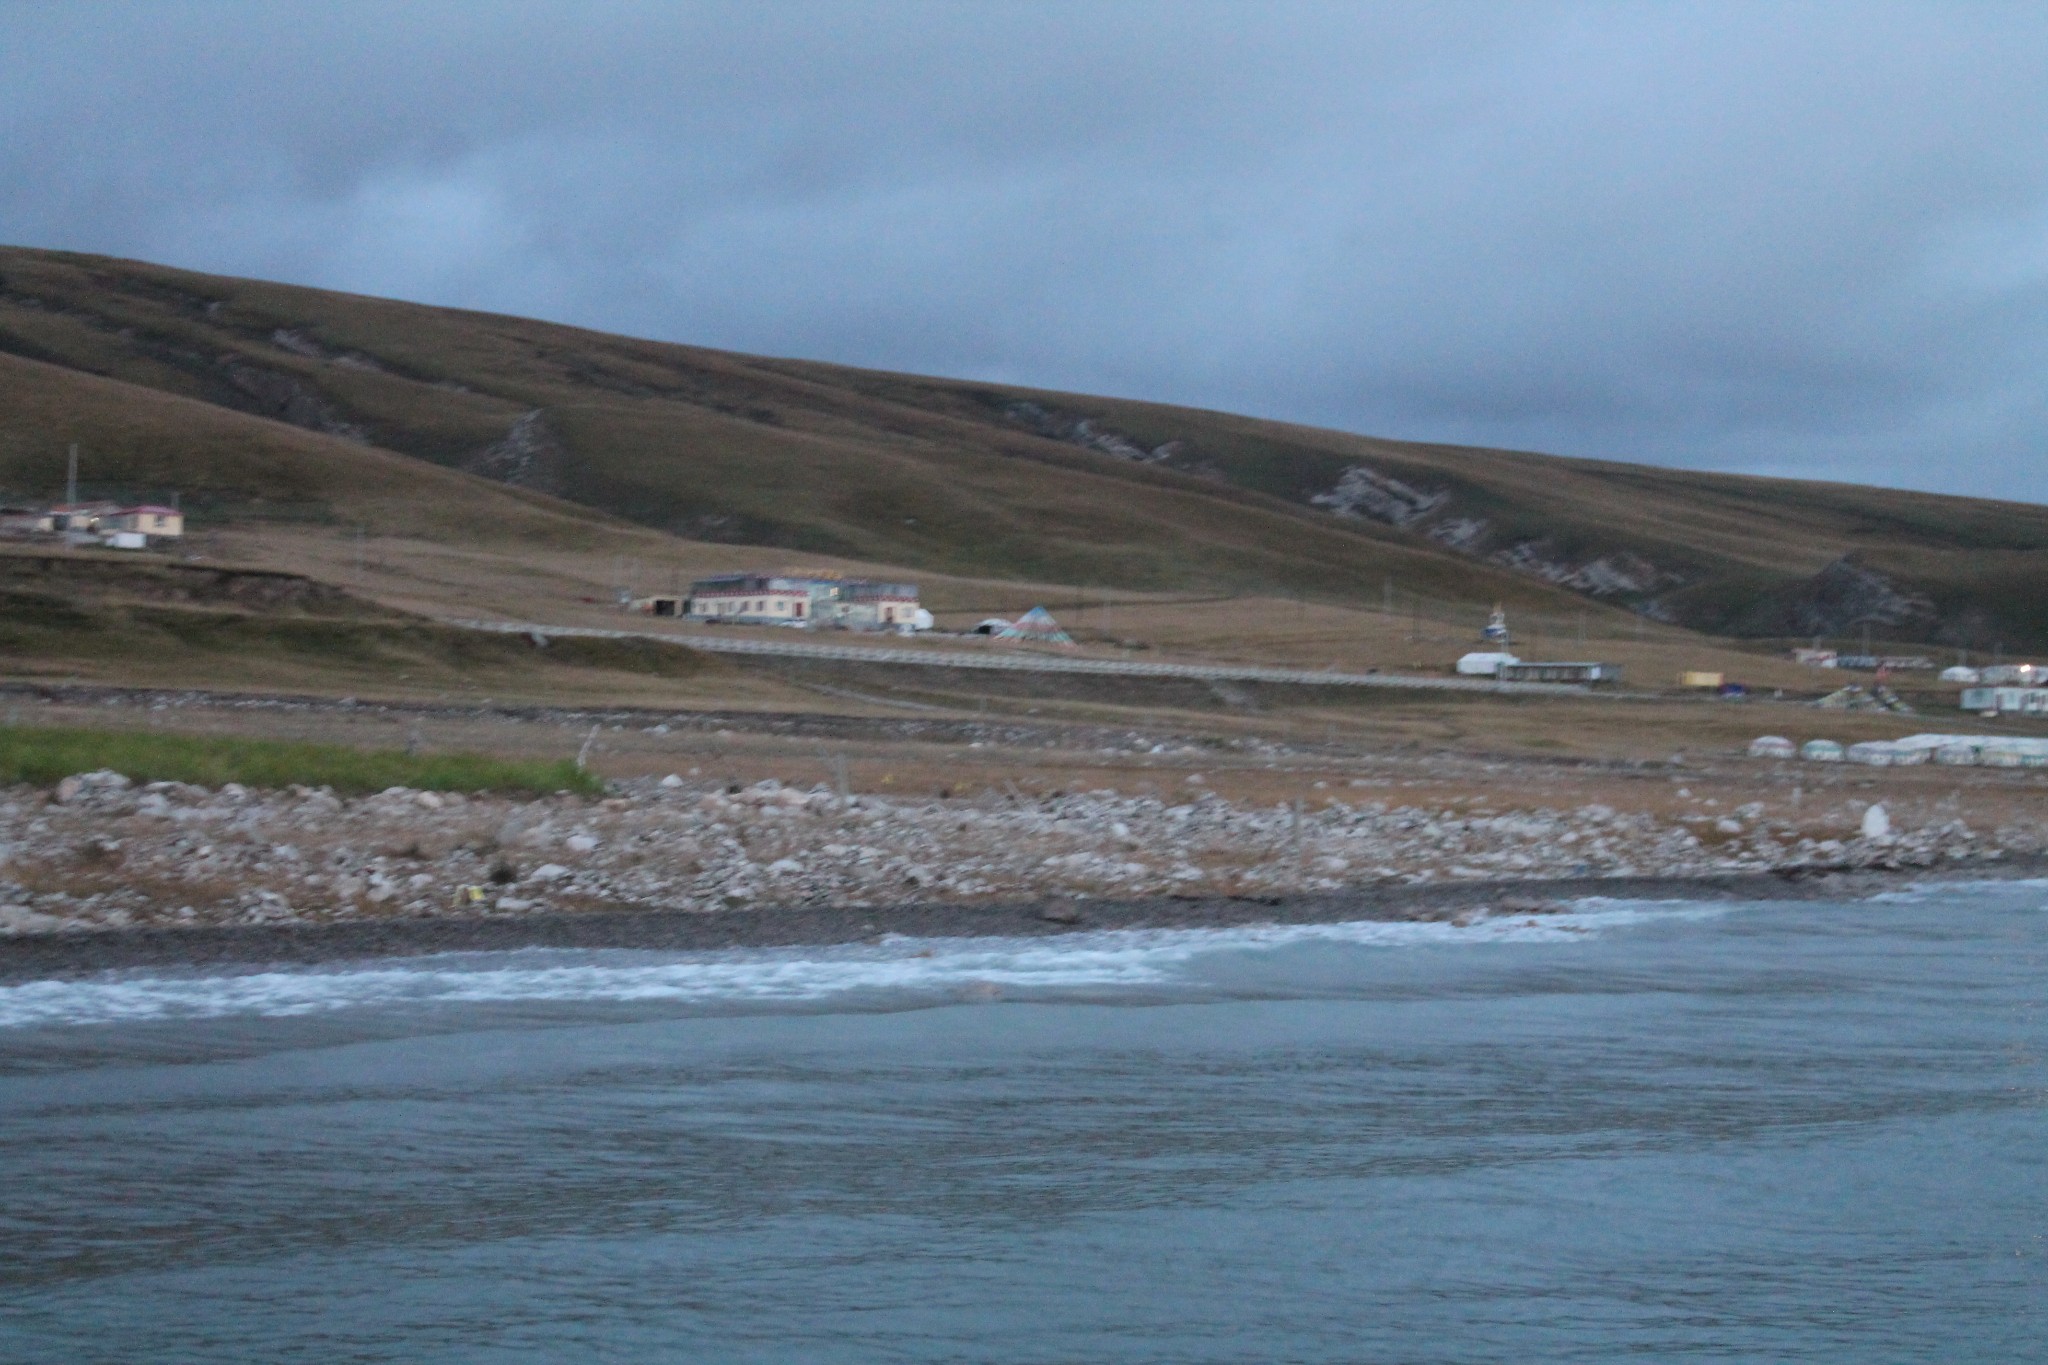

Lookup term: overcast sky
[4,1,2047,500]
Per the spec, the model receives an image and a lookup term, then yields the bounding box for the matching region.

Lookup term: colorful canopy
[993,606,1074,645]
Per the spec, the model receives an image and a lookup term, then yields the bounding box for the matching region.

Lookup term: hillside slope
[4,244,2045,649]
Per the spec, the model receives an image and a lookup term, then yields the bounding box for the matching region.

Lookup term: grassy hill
[4,244,2045,650]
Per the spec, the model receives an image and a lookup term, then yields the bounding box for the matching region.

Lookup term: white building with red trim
[682,572,929,631]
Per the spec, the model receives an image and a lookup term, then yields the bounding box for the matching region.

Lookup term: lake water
[1,888,2042,1362]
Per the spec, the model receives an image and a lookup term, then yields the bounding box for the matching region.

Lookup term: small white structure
[1496,661,1623,684]
[101,530,147,550]
[1960,686,2048,716]
[1978,664,2046,686]
[1800,739,1845,762]
[1748,735,1797,759]
[1853,741,1928,766]
[1456,651,1519,677]
[1939,665,1981,684]
[1891,734,2048,765]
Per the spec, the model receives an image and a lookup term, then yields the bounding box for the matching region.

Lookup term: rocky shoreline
[1,765,2041,978]
[5,860,2043,981]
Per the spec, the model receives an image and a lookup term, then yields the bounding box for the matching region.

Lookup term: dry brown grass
[16,243,2047,654]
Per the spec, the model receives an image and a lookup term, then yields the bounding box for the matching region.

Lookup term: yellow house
[106,505,184,538]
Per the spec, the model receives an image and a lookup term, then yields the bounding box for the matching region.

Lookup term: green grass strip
[0,724,602,797]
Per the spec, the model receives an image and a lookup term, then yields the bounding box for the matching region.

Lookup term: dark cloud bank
[5,1,2047,499]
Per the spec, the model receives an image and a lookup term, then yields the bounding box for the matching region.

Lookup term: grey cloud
[4,1,2047,498]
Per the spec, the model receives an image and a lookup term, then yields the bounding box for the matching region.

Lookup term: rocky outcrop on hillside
[268,327,388,373]
[215,356,372,443]
[1488,541,1686,597]
[1310,461,1691,605]
[465,409,567,495]
[1310,465,1447,524]
[1720,556,1938,638]
[1003,401,1187,465]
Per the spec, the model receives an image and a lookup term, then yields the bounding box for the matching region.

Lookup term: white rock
[0,905,67,934]
[415,791,444,810]
[1715,818,1743,835]
[767,858,803,876]
[565,833,599,854]
[660,774,684,788]
[526,863,571,882]
[1862,804,1892,841]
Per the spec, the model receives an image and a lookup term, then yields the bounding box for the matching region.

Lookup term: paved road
[446,618,1593,697]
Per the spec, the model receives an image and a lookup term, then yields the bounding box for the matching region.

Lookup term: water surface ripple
[1,891,2042,1361]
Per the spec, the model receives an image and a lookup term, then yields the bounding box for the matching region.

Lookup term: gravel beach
[2,765,2040,977]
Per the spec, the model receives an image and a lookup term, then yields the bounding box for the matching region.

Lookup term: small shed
[1939,665,1980,684]
[1800,739,1845,762]
[1747,735,1796,759]
[1455,651,1519,677]
[1680,671,1725,689]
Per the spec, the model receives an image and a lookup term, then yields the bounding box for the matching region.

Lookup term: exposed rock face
[269,328,387,372]
[216,357,371,442]
[1310,465,1448,525]
[466,410,567,495]
[1425,517,1489,550]
[1488,542,1684,597]
[1724,556,1938,638]
[1310,463,1688,603]
[1004,401,1185,465]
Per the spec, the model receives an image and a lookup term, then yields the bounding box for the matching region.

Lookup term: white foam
[0,900,1727,1030]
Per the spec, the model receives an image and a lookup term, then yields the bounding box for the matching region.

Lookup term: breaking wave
[0,901,1729,1030]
